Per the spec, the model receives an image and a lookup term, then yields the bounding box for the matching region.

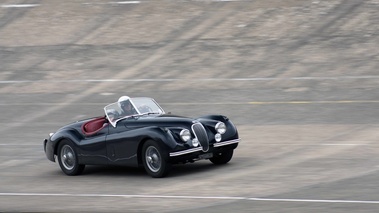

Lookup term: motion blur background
[1,0,379,212]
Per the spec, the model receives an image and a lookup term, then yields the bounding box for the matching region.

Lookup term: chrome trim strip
[169,147,203,157]
[169,138,240,157]
[213,138,240,147]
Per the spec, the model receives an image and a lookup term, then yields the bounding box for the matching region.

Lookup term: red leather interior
[81,117,108,136]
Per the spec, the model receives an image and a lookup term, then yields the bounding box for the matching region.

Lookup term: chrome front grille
[192,123,209,152]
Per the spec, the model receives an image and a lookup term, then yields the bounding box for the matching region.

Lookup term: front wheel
[57,139,85,176]
[142,140,171,178]
[210,149,234,165]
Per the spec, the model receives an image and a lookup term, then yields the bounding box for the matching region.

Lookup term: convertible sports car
[44,96,240,178]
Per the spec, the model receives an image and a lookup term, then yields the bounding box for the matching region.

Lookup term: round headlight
[215,133,222,142]
[192,138,199,147]
[180,129,191,142]
[215,122,226,134]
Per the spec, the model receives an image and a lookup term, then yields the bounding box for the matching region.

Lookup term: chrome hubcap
[60,145,75,170]
[145,146,161,172]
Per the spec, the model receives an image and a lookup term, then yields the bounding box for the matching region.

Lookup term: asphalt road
[1,0,379,212]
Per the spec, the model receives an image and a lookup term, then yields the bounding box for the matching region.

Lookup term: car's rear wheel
[142,140,171,178]
[210,149,234,165]
[57,139,85,176]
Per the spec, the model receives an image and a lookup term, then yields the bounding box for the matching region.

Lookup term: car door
[79,125,108,165]
[105,119,141,166]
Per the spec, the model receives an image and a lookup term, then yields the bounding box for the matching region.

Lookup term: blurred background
[1,0,379,212]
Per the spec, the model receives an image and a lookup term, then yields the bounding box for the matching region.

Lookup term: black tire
[210,149,234,165]
[57,139,85,176]
[142,140,171,178]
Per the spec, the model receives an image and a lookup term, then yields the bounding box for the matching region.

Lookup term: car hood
[130,114,195,127]
[125,114,221,130]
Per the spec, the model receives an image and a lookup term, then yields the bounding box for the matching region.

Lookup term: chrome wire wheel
[60,144,76,171]
[145,146,161,173]
[142,140,171,178]
[57,140,85,176]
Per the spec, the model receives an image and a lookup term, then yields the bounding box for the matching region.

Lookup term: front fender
[133,127,179,166]
[198,114,229,122]
[197,115,239,140]
[50,128,83,154]
[139,127,178,150]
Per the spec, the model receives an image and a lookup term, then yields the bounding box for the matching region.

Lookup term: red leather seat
[82,117,107,136]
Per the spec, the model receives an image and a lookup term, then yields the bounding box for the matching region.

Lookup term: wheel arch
[51,129,82,155]
[56,136,85,176]
[136,127,176,166]
[137,137,150,166]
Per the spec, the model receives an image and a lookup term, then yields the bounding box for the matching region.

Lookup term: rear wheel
[210,149,234,165]
[57,139,85,176]
[142,140,171,178]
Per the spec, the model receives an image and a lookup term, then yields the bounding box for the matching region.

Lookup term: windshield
[104,97,165,127]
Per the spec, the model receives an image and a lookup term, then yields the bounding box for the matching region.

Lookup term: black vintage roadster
[44,96,240,178]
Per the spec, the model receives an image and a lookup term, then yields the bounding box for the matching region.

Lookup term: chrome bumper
[169,138,240,157]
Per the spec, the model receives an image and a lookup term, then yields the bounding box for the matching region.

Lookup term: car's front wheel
[210,149,234,165]
[142,140,171,178]
[57,139,85,176]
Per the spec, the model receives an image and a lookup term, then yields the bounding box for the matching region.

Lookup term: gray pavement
[1,0,379,212]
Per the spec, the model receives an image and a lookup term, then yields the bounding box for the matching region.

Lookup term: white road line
[83,1,140,5]
[0,193,379,204]
[188,0,243,1]
[320,143,367,146]
[247,197,379,204]
[211,0,242,1]
[1,76,379,84]
[112,1,141,4]
[0,4,39,8]
[249,100,379,104]
[83,0,242,3]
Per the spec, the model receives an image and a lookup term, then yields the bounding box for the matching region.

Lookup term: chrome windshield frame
[104,97,165,127]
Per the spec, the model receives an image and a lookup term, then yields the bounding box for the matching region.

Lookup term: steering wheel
[138,105,153,113]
